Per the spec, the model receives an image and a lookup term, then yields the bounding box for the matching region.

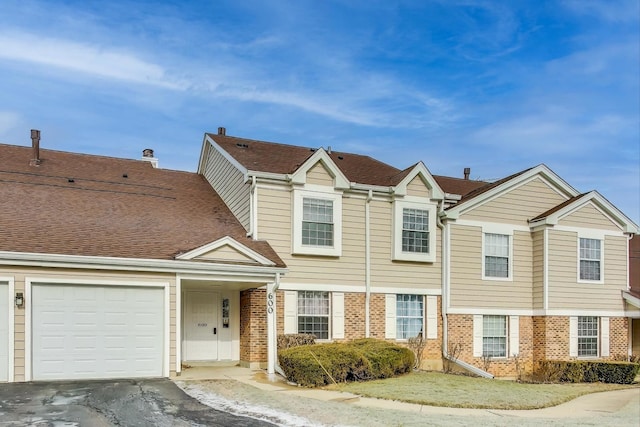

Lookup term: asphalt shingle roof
[0,143,284,266]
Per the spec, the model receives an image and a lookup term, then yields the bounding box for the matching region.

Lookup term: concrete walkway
[173,365,640,419]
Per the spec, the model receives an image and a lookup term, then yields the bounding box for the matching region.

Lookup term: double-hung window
[396,294,423,339]
[302,198,334,247]
[482,315,507,357]
[402,209,429,253]
[579,238,601,281]
[297,291,330,340]
[484,233,510,279]
[577,316,598,357]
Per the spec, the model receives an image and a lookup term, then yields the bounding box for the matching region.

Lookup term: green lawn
[332,371,636,410]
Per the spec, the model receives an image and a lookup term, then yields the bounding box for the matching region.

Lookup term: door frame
[181,289,220,361]
[24,277,170,381]
[0,277,14,382]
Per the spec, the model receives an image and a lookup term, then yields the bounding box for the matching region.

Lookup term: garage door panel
[32,284,164,380]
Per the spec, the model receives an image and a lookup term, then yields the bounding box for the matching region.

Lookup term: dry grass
[333,371,635,409]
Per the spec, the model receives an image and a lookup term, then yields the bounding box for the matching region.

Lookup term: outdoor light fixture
[15,292,24,308]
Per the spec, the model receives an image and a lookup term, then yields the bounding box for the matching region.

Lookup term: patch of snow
[178,382,328,427]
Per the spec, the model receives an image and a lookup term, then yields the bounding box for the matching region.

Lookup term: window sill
[481,276,513,282]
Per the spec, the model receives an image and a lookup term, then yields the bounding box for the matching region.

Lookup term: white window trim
[292,186,342,257]
[574,315,601,359]
[481,225,513,281]
[473,315,519,359]
[284,290,344,341]
[577,235,604,284]
[392,198,437,262]
[395,294,425,341]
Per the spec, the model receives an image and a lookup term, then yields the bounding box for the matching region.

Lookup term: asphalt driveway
[0,378,277,426]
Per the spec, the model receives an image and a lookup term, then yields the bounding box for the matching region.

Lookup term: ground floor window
[483,315,507,357]
[396,294,423,339]
[578,316,598,357]
[297,291,330,339]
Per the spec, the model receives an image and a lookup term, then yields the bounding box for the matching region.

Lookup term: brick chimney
[141,148,159,168]
[30,129,41,166]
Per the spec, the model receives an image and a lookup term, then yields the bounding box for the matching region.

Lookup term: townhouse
[199,128,639,377]
[1,127,638,382]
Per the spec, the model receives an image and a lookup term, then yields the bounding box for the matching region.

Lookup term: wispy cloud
[562,0,640,23]
[0,31,187,89]
[0,111,21,136]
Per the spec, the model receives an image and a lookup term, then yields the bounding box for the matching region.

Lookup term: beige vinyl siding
[463,178,568,225]
[1,267,175,382]
[202,143,251,230]
[257,187,441,290]
[306,162,335,187]
[547,231,627,310]
[449,224,532,309]
[558,203,621,231]
[406,176,431,198]
[369,199,441,291]
[532,230,544,309]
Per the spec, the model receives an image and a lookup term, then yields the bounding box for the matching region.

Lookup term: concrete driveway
[0,378,276,426]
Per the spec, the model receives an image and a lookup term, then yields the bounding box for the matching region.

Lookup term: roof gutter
[437,209,494,379]
[0,251,287,278]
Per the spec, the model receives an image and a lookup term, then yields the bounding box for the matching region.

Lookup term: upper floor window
[302,198,334,246]
[393,199,436,262]
[483,315,507,357]
[292,187,342,256]
[484,233,510,279]
[579,238,601,281]
[396,294,423,339]
[402,209,429,253]
[577,316,598,357]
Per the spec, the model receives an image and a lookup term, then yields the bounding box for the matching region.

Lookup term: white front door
[0,283,8,382]
[184,291,219,361]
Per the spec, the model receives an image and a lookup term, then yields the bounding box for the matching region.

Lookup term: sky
[0,0,638,224]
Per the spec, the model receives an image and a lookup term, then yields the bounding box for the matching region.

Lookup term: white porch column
[266,274,280,375]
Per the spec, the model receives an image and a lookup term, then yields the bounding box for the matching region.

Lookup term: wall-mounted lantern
[15,292,24,308]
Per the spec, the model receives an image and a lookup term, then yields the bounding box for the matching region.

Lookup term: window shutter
[569,316,578,357]
[385,294,397,339]
[426,296,437,339]
[509,316,519,356]
[332,292,345,340]
[600,317,610,357]
[473,315,483,357]
[283,291,297,334]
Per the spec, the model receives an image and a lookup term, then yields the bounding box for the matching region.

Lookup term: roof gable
[444,164,579,220]
[175,236,276,266]
[393,162,444,200]
[290,149,350,189]
[531,191,638,233]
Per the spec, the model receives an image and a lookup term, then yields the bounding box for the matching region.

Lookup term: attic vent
[122,173,128,178]
[236,143,249,148]
[337,155,344,160]
[310,148,316,152]
[67,178,75,183]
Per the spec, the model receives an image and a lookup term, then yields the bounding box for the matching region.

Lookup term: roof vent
[464,167,471,180]
[218,127,226,136]
[141,148,159,168]
[30,129,41,166]
[327,146,332,154]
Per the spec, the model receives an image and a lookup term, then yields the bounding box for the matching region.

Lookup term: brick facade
[239,288,267,366]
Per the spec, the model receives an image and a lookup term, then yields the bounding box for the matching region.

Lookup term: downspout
[271,272,287,378]
[438,206,494,379]
[247,175,257,238]
[365,190,373,337]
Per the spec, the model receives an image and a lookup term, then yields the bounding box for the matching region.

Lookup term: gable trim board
[0,278,15,382]
[277,282,442,295]
[24,277,171,381]
[446,308,628,317]
[290,149,350,189]
[175,237,276,266]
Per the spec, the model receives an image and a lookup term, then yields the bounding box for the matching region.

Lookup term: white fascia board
[205,135,249,177]
[350,182,394,194]
[0,251,286,279]
[289,149,350,189]
[196,133,210,174]
[447,307,629,317]
[175,236,275,266]
[623,291,640,309]
[247,170,290,182]
[443,164,579,220]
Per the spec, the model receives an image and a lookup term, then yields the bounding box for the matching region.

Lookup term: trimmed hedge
[536,360,639,384]
[278,338,415,387]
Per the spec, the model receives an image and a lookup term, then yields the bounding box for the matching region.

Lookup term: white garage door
[0,283,8,382]
[32,284,164,380]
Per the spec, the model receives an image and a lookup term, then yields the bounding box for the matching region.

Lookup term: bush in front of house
[277,333,317,350]
[278,338,415,387]
[535,360,639,384]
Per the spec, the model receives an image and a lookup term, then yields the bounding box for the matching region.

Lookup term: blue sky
[1,0,638,223]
